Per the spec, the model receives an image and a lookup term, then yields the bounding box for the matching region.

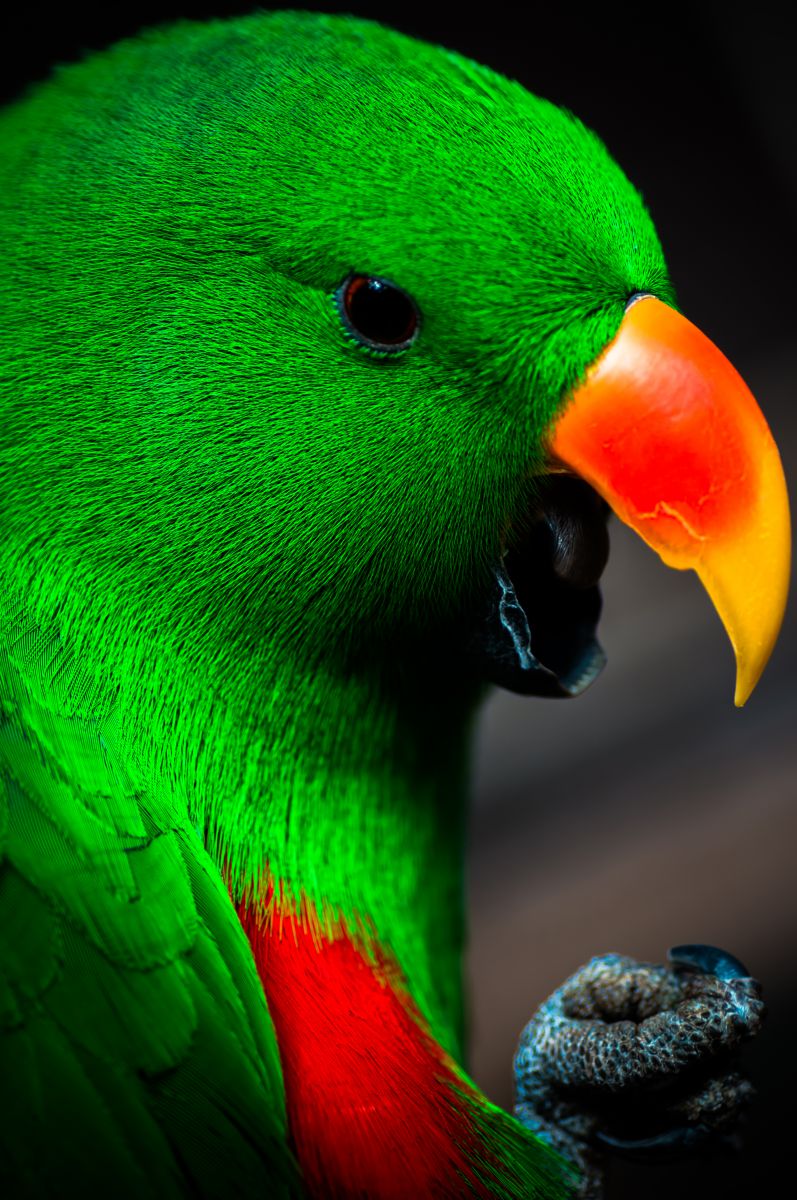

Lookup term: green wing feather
[0,594,297,1197]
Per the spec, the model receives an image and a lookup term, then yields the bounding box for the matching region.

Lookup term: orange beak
[547,295,790,706]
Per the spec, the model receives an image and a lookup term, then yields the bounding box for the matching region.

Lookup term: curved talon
[595,1123,714,1156]
[668,944,752,981]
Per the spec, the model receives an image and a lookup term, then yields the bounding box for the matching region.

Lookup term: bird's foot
[513,945,764,1199]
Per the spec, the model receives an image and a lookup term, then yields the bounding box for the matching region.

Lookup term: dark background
[3,4,795,1196]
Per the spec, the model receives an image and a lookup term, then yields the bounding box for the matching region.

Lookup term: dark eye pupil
[338,274,418,350]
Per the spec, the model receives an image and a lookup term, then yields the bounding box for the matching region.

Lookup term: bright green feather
[0,10,673,1196]
[0,591,296,1195]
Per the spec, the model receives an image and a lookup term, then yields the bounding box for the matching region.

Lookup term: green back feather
[0,591,296,1195]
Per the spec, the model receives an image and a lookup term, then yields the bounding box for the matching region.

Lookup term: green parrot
[0,10,790,1200]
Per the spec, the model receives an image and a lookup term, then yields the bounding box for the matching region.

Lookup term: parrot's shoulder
[0,595,296,1197]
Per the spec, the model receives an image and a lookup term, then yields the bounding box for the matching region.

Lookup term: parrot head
[1,10,789,727]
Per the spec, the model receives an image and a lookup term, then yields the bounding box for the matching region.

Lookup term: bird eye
[334,274,420,354]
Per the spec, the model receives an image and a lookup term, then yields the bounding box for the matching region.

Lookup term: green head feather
[1,9,671,657]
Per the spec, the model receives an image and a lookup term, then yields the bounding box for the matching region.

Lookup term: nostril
[626,290,654,312]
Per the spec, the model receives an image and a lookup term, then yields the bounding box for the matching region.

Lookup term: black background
[3,4,795,1197]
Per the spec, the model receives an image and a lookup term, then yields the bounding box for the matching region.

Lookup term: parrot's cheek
[461,476,611,698]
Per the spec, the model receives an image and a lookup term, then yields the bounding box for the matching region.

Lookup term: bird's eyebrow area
[224,234,335,292]
[260,259,330,291]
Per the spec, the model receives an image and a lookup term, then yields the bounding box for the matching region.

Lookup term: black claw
[668,944,751,981]
[596,1123,714,1159]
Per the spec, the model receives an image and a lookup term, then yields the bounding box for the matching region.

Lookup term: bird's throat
[237,890,499,1200]
[228,687,481,1196]
[211,658,481,1060]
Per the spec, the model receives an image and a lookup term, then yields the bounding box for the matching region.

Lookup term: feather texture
[0,593,296,1196]
[0,11,673,1196]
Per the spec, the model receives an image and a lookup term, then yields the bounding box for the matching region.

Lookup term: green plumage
[0,10,673,1196]
[0,593,295,1196]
